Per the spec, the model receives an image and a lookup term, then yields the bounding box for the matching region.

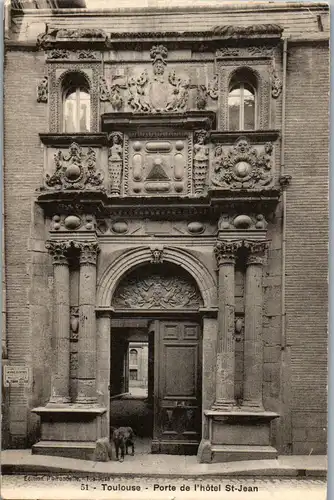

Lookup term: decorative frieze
[212,136,274,190]
[37,76,48,103]
[108,132,123,195]
[193,130,209,195]
[44,143,104,191]
[215,46,275,58]
[218,213,268,231]
[50,214,96,232]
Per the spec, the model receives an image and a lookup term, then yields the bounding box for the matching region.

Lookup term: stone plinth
[198,410,279,463]
[31,406,107,460]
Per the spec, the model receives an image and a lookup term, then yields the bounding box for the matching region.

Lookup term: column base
[211,400,237,411]
[197,409,279,463]
[32,441,97,460]
[31,405,107,460]
[47,396,71,405]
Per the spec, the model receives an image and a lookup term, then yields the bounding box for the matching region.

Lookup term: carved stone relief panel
[112,265,203,310]
[100,46,218,113]
[48,63,101,133]
[41,143,105,192]
[211,136,275,190]
[217,59,271,130]
[124,133,192,196]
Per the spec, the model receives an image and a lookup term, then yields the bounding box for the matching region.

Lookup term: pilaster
[212,240,242,409]
[45,240,71,405]
[243,240,269,410]
[76,241,99,404]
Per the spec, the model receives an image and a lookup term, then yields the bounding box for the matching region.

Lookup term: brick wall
[284,41,329,454]
[4,49,51,447]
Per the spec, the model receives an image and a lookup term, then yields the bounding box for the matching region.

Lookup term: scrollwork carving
[214,240,243,266]
[44,143,104,191]
[47,49,70,60]
[212,137,274,190]
[37,76,48,103]
[112,273,203,310]
[108,132,123,195]
[193,130,209,195]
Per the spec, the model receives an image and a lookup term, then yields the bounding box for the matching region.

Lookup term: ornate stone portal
[32,24,285,461]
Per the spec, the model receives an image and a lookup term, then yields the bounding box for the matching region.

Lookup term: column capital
[45,240,71,265]
[244,240,270,266]
[214,240,242,266]
[76,241,100,266]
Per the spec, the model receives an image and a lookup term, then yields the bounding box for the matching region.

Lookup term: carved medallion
[112,268,203,310]
[44,143,104,191]
[212,137,274,189]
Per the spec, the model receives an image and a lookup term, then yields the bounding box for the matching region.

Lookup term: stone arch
[96,246,217,308]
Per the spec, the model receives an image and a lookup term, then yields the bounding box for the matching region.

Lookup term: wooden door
[151,320,201,455]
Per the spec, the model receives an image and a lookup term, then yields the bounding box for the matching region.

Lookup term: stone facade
[3,1,328,460]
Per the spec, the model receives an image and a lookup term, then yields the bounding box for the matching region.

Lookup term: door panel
[152,320,201,455]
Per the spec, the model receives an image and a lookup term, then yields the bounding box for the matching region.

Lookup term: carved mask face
[237,139,249,153]
[153,60,166,76]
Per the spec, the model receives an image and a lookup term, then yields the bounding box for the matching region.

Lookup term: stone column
[46,240,71,404]
[213,240,242,409]
[76,241,99,404]
[96,312,111,436]
[243,241,269,409]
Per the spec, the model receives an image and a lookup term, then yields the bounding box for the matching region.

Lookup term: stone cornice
[39,133,108,147]
[101,111,216,132]
[210,130,280,144]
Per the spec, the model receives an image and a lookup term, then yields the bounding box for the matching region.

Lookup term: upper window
[228,70,257,131]
[62,73,91,133]
[129,349,138,365]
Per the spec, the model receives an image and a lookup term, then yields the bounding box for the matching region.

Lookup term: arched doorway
[109,262,204,455]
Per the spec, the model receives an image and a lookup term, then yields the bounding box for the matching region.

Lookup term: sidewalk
[1,450,327,478]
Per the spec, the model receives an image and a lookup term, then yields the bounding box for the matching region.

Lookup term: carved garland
[48,63,101,133]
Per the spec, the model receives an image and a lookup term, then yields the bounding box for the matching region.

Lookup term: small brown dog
[112,426,135,462]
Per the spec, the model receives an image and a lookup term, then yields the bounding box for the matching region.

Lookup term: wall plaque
[3,365,30,387]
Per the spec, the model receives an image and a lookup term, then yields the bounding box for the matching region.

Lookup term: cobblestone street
[1,475,327,500]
